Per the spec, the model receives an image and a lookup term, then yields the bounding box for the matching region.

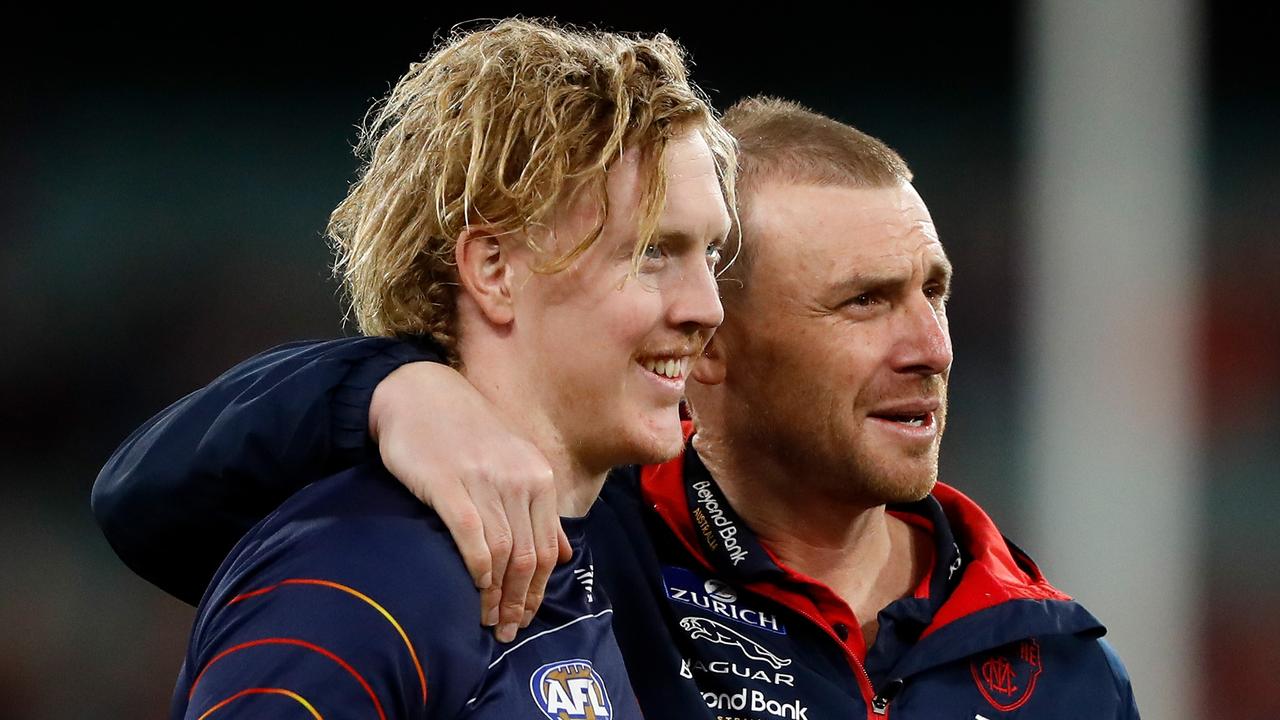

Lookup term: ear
[455,226,518,326]
[691,333,727,385]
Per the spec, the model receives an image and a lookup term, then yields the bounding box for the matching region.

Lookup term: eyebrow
[655,224,733,246]
[831,253,954,294]
[931,254,954,284]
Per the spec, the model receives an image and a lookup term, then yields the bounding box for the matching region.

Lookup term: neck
[693,430,888,565]
[460,364,608,518]
[691,431,929,641]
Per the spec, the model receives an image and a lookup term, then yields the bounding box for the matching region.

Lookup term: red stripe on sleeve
[189,637,386,720]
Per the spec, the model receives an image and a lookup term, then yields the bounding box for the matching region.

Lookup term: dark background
[3,4,1276,717]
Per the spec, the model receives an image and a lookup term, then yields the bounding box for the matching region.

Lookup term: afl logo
[703,578,738,603]
[530,659,613,720]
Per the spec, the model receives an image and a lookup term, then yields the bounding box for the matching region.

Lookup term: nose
[670,257,725,334]
[892,293,953,377]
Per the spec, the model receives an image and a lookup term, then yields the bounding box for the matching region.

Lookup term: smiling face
[512,128,731,474]
[709,180,953,505]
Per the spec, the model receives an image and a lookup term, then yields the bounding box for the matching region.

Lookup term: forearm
[92,336,440,603]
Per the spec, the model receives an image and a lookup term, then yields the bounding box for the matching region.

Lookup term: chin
[625,412,687,464]
[860,475,936,505]
[900,475,938,502]
[853,452,940,505]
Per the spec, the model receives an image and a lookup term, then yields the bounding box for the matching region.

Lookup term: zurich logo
[530,659,613,720]
[703,578,737,603]
[662,565,786,634]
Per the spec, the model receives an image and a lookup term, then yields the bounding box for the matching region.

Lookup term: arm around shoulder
[92,336,440,604]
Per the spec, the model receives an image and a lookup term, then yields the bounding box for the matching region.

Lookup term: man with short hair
[95,97,1140,717]
[134,18,736,718]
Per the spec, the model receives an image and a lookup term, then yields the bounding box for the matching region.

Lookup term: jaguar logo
[679,616,791,670]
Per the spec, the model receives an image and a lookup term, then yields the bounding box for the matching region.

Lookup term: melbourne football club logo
[970,638,1043,712]
[530,659,613,720]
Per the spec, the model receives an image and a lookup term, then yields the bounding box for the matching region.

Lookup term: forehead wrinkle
[827,236,950,292]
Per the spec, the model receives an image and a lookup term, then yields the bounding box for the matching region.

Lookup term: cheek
[787,332,885,425]
[788,326,876,383]
[572,286,666,367]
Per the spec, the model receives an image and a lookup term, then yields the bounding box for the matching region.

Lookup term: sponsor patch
[700,687,809,720]
[530,659,612,720]
[970,638,1043,712]
[680,657,796,687]
[690,480,750,565]
[704,578,738,603]
[662,565,786,634]
[680,616,792,670]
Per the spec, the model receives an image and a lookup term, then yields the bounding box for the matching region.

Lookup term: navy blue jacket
[172,461,638,719]
[94,338,1140,719]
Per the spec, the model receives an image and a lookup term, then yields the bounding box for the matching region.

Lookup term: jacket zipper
[783,603,898,718]
[871,679,904,715]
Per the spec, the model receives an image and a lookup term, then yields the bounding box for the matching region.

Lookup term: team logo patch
[530,659,613,719]
[970,638,1043,712]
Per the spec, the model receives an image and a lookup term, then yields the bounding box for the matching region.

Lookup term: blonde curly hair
[329,19,736,359]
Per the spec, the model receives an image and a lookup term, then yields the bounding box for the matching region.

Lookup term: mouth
[870,412,933,428]
[867,400,942,434]
[637,355,695,381]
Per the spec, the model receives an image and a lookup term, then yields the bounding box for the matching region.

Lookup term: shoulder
[953,633,1138,718]
[185,462,493,716]
[1095,638,1139,715]
[236,462,467,570]
[217,461,480,625]
[1041,634,1140,716]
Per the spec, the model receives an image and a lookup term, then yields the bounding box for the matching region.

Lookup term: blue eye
[706,244,723,268]
[643,242,663,260]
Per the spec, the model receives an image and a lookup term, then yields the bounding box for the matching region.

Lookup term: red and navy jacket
[94,337,1140,719]
[172,461,640,719]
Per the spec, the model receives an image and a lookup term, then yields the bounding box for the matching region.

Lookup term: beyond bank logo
[662,565,786,634]
[691,480,750,565]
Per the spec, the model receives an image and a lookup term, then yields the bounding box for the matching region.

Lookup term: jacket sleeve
[91,336,442,605]
[1099,638,1141,719]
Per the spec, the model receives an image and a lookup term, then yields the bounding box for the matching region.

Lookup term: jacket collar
[640,423,1104,676]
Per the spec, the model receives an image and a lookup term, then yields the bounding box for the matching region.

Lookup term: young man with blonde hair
[97,97,1140,716]
[132,18,736,718]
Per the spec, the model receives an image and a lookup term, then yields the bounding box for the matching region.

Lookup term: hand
[370,362,573,642]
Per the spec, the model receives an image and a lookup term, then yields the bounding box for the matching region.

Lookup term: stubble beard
[732,389,947,510]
